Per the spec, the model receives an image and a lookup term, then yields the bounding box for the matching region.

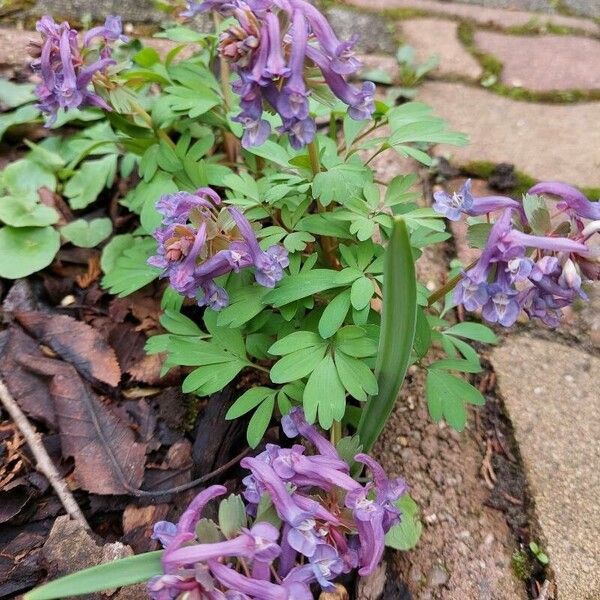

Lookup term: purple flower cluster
[434,180,600,327]
[31,15,127,125]
[185,0,375,148]
[149,408,407,599]
[147,188,289,310]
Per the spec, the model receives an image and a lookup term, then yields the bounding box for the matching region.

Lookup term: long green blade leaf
[358,218,417,452]
[25,551,163,600]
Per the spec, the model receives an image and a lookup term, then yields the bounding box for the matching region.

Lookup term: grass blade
[25,551,163,600]
[358,217,417,452]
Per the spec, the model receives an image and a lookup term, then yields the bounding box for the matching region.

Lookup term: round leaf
[1,159,56,196]
[0,196,59,227]
[61,218,112,248]
[0,226,60,278]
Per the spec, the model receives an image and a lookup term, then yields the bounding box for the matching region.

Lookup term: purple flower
[148,189,287,309]
[31,16,117,125]
[190,0,374,148]
[433,179,523,221]
[529,181,600,221]
[481,282,521,327]
[433,179,474,221]
[84,15,128,46]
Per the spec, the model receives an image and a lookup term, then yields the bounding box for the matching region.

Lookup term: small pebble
[60,294,76,306]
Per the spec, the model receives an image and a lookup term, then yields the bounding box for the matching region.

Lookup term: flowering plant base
[0,0,596,598]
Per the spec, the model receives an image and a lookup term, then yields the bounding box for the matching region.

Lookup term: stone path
[3,1,600,599]
[491,336,600,600]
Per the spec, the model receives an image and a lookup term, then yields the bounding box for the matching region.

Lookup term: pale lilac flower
[32,15,119,125]
[452,181,600,327]
[433,179,523,221]
[188,0,374,148]
[148,188,288,309]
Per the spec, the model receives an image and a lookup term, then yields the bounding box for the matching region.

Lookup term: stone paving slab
[400,18,482,80]
[416,81,600,188]
[562,0,600,18]
[342,0,600,34]
[491,335,600,600]
[476,30,600,91]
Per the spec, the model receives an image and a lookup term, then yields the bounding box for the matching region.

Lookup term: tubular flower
[31,15,124,125]
[184,0,375,148]
[440,181,600,327]
[149,409,409,598]
[147,188,288,310]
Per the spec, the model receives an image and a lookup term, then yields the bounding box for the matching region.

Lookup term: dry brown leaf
[75,254,102,289]
[15,312,121,387]
[17,354,146,495]
[0,327,57,427]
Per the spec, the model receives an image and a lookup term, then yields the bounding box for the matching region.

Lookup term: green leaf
[303,353,346,429]
[343,115,366,150]
[247,394,275,448]
[270,344,328,384]
[1,159,56,197]
[25,140,66,171]
[218,494,247,538]
[334,327,378,358]
[414,307,432,358]
[0,196,58,227]
[160,310,203,336]
[100,234,135,274]
[431,358,483,373]
[64,155,117,209]
[133,47,161,67]
[384,174,420,207]
[138,175,179,233]
[445,322,498,344]
[226,387,274,420]
[312,163,369,207]
[334,349,378,402]
[182,360,246,394]
[466,222,492,249]
[426,369,485,431]
[60,218,112,248]
[358,218,417,452]
[319,289,351,339]
[217,286,268,328]
[335,435,363,466]
[385,495,423,550]
[0,104,41,141]
[350,276,374,310]
[283,231,315,253]
[101,237,160,296]
[269,331,324,355]
[244,141,291,168]
[264,268,360,307]
[0,226,60,279]
[0,80,36,108]
[255,493,282,529]
[523,193,550,235]
[24,551,163,600]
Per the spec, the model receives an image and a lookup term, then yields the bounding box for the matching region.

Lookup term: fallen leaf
[123,504,169,552]
[17,354,146,495]
[75,253,102,289]
[0,485,31,524]
[2,279,40,315]
[37,187,73,226]
[0,327,56,427]
[15,311,121,387]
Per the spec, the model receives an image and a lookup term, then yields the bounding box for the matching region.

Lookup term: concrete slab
[416,81,600,188]
[491,335,600,600]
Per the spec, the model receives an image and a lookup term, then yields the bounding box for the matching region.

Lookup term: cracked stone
[400,18,482,80]
[344,0,599,34]
[416,81,600,188]
[476,31,600,91]
[491,335,600,600]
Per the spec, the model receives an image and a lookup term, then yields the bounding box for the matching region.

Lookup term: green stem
[213,13,234,112]
[130,99,176,149]
[331,420,342,446]
[329,114,338,141]
[307,140,321,176]
[427,259,478,308]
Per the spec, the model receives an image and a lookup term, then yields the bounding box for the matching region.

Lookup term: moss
[182,394,204,432]
[511,550,533,581]
[505,19,574,35]
[382,8,430,20]
[461,161,536,197]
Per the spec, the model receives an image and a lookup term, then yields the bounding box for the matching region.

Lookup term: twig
[536,580,552,600]
[0,377,91,531]
[480,438,497,490]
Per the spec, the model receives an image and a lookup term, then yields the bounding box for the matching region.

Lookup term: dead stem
[0,377,91,530]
